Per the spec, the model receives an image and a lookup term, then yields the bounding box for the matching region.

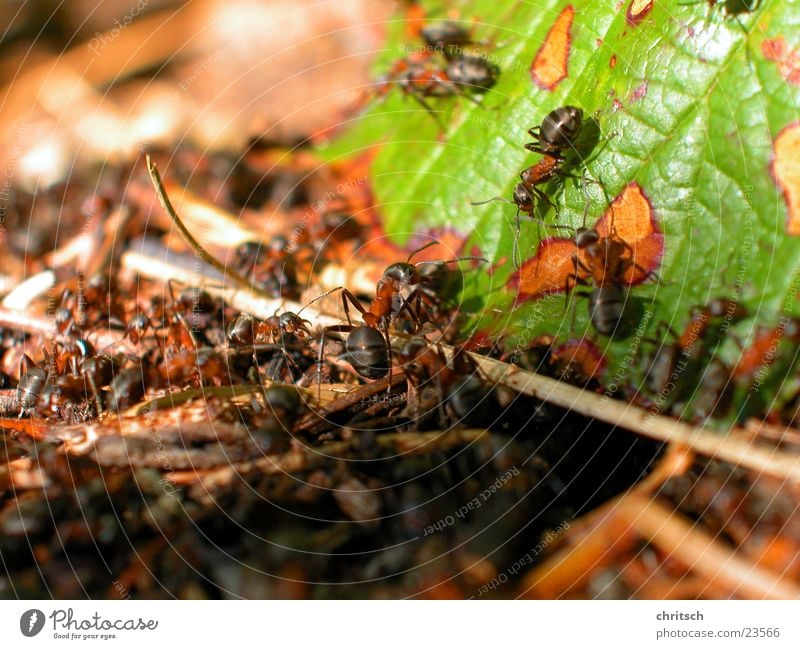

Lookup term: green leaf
[322,0,800,426]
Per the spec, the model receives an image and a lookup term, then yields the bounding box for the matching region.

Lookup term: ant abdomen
[588,285,626,337]
[345,327,390,379]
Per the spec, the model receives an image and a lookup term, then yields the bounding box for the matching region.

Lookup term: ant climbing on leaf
[525,105,584,158]
[563,189,661,338]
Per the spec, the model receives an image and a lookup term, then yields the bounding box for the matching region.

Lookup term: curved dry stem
[146,155,273,300]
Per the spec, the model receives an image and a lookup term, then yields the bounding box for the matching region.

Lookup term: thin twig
[471,355,800,484]
[146,155,273,300]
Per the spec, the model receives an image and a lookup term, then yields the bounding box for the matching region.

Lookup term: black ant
[305,243,486,386]
[525,105,584,158]
[636,299,746,420]
[395,337,492,427]
[565,215,658,338]
[226,310,313,382]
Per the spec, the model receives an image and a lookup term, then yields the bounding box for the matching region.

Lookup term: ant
[15,342,121,420]
[395,337,492,427]
[525,105,584,158]
[376,56,497,128]
[306,243,486,386]
[565,216,659,338]
[733,316,800,381]
[374,19,499,129]
[636,299,746,419]
[233,237,303,298]
[472,106,603,268]
[472,155,576,268]
[226,310,313,382]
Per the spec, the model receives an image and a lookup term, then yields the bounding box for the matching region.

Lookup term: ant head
[574,227,600,249]
[384,262,421,286]
[512,183,534,212]
[279,311,310,334]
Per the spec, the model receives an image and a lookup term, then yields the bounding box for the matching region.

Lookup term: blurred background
[0,0,394,190]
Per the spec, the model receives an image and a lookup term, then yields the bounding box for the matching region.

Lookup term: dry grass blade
[146,155,271,299]
[471,355,800,484]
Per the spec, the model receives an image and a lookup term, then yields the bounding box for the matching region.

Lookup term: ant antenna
[471,196,514,206]
[416,255,489,267]
[406,241,440,262]
[297,287,344,316]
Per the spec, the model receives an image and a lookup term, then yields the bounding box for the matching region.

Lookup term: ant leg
[382,322,393,394]
[166,278,198,349]
[408,91,446,130]
[86,374,103,415]
[395,289,424,332]
[316,325,353,398]
[512,209,523,270]
[340,288,368,326]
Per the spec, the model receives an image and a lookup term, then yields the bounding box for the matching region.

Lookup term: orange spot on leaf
[626,0,654,25]
[551,339,607,380]
[531,5,574,91]
[771,122,800,236]
[596,182,663,283]
[762,37,800,86]
[508,182,663,300]
[508,237,577,299]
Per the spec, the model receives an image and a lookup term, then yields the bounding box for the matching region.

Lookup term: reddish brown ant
[226,310,314,382]
[636,299,746,419]
[305,243,486,385]
[564,202,660,337]
[733,316,800,380]
[395,337,491,426]
[472,154,578,268]
[376,57,496,128]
